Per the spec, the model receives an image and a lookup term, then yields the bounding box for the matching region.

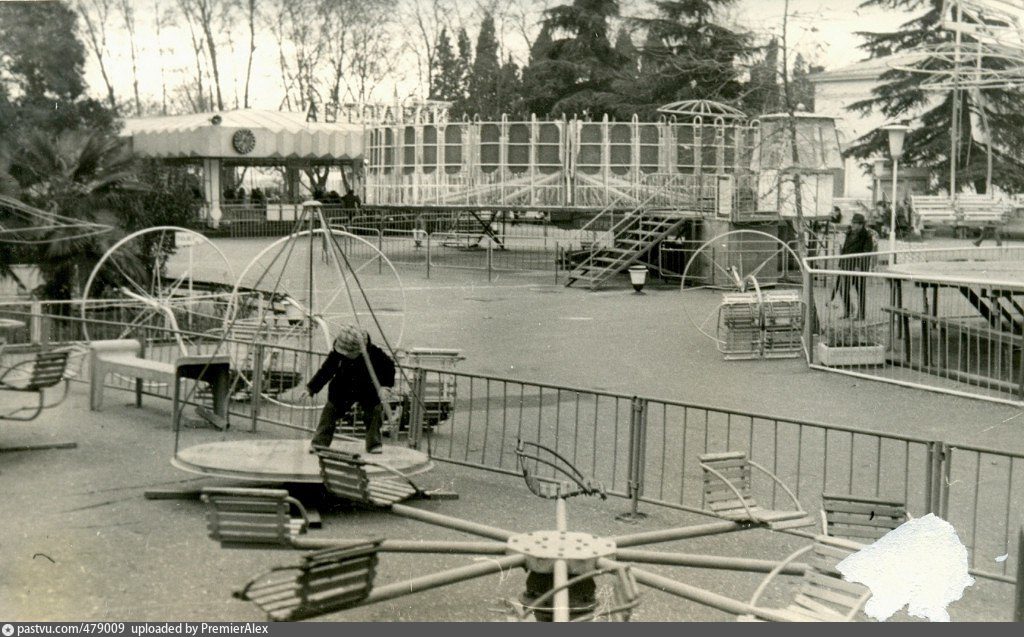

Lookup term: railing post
[29,300,43,344]
[554,241,560,284]
[802,265,815,362]
[925,441,951,517]
[616,396,648,523]
[1014,526,1023,622]
[250,343,263,433]
[406,367,427,450]
[487,241,493,282]
[378,229,384,275]
[425,232,432,279]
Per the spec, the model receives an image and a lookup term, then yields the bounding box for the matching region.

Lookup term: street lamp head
[882,122,912,160]
[872,157,887,178]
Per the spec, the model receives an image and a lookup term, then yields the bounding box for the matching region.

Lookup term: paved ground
[0,392,1012,621]
[2,235,1021,622]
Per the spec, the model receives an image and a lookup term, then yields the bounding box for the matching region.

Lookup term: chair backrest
[315,447,418,507]
[290,543,380,620]
[793,536,869,621]
[26,351,70,391]
[515,439,605,500]
[822,493,907,541]
[237,541,381,621]
[699,451,753,512]
[202,487,301,547]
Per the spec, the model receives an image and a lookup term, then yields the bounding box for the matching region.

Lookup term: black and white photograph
[0,0,1022,624]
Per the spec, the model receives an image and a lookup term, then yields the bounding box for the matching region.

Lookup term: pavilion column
[203,158,222,228]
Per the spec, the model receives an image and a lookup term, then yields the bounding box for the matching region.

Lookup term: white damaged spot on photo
[837,513,975,622]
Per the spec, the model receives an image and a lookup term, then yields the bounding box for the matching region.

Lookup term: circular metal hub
[507,531,616,574]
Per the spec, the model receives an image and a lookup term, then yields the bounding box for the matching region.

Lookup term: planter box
[817,342,886,367]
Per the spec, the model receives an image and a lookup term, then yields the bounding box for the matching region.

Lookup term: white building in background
[810,53,933,202]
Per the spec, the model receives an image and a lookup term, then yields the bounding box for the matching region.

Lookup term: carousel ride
[80,200,434,483]
[195,436,889,622]
[679,230,806,361]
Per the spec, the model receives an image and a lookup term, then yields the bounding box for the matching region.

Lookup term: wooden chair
[314,447,456,507]
[698,451,813,530]
[202,487,310,549]
[234,541,381,621]
[738,535,870,622]
[0,349,71,421]
[821,493,908,542]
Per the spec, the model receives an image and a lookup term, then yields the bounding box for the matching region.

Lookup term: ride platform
[172,439,433,483]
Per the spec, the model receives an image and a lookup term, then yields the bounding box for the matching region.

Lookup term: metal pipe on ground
[602,559,794,622]
[613,548,808,575]
[391,503,514,541]
[362,554,526,606]
[611,520,748,548]
[292,538,510,555]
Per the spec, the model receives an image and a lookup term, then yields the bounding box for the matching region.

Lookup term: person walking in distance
[305,325,395,454]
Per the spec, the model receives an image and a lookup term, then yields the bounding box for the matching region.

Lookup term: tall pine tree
[467,13,502,118]
[521,0,625,117]
[743,37,781,116]
[847,0,1024,194]
[624,0,751,117]
[429,28,462,104]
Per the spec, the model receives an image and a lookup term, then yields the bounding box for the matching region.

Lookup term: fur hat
[851,213,866,224]
[333,325,367,354]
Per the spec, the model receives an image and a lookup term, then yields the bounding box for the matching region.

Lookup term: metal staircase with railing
[565,209,695,290]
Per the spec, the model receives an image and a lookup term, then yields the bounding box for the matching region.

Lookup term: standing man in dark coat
[306,325,395,453]
[341,188,362,209]
[837,213,874,319]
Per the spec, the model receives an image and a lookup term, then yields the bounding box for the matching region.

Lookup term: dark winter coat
[840,228,874,271]
[306,341,395,406]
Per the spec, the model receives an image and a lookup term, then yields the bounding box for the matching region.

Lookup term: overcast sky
[78,0,918,115]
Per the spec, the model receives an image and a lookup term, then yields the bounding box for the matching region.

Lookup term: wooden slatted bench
[89,339,232,428]
[739,535,870,622]
[955,195,1010,229]
[202,487,310,548]
[821,493,908,542]
[911,195,957,229]
[234,541,381,621]
[699,451,814,530]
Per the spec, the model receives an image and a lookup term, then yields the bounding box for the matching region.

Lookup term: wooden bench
[234,541,381,621]
[911,195,957,229]
[738,535,870,622]
[89,339,232,429]
[699,451,814,530]
[955,195,1010,229]
[202,487,310,549]
[821,493,908,542]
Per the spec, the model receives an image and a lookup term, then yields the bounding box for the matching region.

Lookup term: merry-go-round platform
[171,439,433,483]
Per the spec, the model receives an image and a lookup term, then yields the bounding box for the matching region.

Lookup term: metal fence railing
[3,300,1020,586]
[803,246,1024,407]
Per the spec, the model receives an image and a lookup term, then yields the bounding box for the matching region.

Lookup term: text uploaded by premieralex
[3,625,269,636]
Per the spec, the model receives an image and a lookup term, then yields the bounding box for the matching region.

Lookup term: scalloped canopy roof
[656,100,748,121]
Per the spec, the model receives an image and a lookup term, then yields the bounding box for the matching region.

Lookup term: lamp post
[882,123,911,254]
